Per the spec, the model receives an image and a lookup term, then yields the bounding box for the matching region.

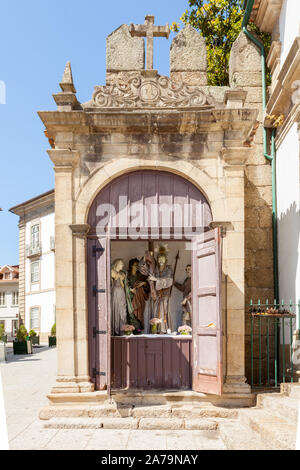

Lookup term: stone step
[170,405,238,419]
[44,416,219,431]
[40,403,239,420]
[219,420,273,450]
[39,405,132,420]
[257,393,299,424]
[239,408,297,450]
[281,382,300,399]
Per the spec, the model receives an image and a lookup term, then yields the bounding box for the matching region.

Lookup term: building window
[4,272,11,280]
[30,307,40,330]
[12,291,19,306]
[31,224,40,250]
[0,293,6,306]
[12,320,18,337]
[30,261,40,283]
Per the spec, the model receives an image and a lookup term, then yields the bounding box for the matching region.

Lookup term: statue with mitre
[148,245,173,333]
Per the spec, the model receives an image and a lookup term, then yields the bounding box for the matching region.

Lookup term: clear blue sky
[0,0,187,265]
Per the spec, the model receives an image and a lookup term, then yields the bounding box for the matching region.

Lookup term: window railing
[26,243,42,257]
[249,299,300,389]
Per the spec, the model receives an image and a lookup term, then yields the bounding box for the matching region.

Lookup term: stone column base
[51,376,95,394]
[223,375,251,394]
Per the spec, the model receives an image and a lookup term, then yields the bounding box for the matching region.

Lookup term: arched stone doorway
[87,170,222,395]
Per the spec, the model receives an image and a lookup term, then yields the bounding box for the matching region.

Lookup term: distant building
[10,190,55,342]
[0,265,19,340]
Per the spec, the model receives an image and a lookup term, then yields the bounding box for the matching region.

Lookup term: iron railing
[249,299,300,388]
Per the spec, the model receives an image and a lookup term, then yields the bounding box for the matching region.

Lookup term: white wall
[279,0,300,65]
[25,211,55,336]
[276,123,300,330]
[0,283,19,335]
[25,291,56,333]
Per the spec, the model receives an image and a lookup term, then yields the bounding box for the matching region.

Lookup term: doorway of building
[87,170,222,395]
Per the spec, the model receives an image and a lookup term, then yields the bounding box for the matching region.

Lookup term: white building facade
[0,265,19,341]
[252,0,300,321]
[10,190,56,342]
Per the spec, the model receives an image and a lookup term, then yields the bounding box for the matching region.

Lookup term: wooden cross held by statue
[130,15,170,71]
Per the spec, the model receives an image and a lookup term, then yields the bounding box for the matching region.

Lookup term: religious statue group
[110,246,192,336]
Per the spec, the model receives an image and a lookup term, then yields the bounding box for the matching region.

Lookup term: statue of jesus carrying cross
[130,15,170,71]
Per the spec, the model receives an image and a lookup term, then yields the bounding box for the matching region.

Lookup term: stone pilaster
[18,219,26,325]
[48,148,85,393]
[69,223,94,393]
[220,147,251,394]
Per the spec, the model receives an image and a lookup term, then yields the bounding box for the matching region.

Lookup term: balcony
[26,243,42,258]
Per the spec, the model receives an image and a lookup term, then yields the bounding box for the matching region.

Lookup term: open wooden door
[192,227,222,395]
[88,235,111,392]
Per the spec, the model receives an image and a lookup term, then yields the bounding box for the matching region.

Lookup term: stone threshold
[46,389,255,408]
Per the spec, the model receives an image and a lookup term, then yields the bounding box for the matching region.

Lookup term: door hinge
[93,326,107,338]
[93,246,105,256]
[92,368,106,378]
[93,285,106,296]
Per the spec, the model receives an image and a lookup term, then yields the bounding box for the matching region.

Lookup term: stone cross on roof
[129,15,170,70]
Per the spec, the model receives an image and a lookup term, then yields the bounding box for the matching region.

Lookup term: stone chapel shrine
[39,16,274,418]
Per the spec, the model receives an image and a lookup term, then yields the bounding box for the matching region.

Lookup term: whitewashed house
[0,265,19,340]
[250,0,300,313]
[10,190,55,342]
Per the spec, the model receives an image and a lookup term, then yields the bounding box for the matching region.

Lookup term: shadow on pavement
[4,345,56,364]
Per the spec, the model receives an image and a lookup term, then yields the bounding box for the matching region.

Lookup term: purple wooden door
[192,228,223,395]
[88,236,111,391]
[87,171,212,238]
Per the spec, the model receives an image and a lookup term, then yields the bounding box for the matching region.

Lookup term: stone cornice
[266,40,281,72]
[209,221,234,237]
[275,101,300,148]
[69,224,91,236]
[221,147,250,166]
[251,0,283,33]
[38,108,258,140]
[47,149,80,169]
[9,190,54,216]
[265,37,300,126]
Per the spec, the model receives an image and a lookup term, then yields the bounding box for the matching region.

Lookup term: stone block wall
[230,32,274,383]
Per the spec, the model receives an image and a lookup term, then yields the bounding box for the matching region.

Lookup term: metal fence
[249,299,300,388]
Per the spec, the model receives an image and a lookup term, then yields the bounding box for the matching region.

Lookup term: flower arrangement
[178,325,192,335]
[121,324,135,336]
[150,318,161,334]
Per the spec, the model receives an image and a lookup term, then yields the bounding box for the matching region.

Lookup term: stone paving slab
[165,430,226,451]
[1,347,227,450]
[1,347,57,443]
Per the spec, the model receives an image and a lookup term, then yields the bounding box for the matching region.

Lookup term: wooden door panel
[192,228,223,395]
[88,236,110,391]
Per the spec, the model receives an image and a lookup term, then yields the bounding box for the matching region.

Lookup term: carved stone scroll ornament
[90,73,214,108]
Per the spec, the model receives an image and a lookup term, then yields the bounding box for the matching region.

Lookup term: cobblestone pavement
[1,347,226,450]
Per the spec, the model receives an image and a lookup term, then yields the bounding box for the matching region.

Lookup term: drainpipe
[242,0,279,301]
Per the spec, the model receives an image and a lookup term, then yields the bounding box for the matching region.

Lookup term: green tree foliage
[171,0,270,86]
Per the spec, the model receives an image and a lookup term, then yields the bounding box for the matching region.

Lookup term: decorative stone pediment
[84,72,215,109]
